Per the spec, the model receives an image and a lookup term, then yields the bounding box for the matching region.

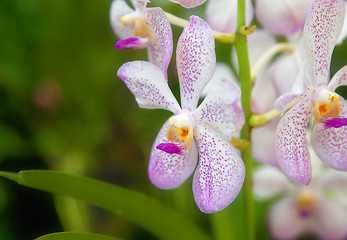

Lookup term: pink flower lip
[323,117,347,129]
[115,37,148,50]
[156,143,182,155]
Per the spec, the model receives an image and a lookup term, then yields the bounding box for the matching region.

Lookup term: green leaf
[35,232,123,240]
[0,170,210,240]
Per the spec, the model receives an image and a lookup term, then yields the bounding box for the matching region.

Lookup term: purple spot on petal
[323,117,347,129]
[156,143,182,155]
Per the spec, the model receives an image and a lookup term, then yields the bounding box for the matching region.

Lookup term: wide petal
[148,120,198,189]
[110,0,134,39]
[169,0,207,8]
[313,197,347,240]
[205,0,253,34]
[328,65,347,91]
[274,92,304,113]
[176,16,216,111]
[311,98,347,170]
[117,61,180,114]
[193,79,244,140]
[268,197,304,240]
[255,0,312,36]
[193,125,245,213]
[145,7,173,76]
[251,118,279,166]
[337,2,347,44]
[303,0,345,87]
[275,96,314,185]
[253,166,293,200]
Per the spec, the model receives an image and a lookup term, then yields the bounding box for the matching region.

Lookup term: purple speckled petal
[255,0,312,36]
[268,197,304,240]
[130,0,148,14]
[337,2,347,44]
[193,125,245,213]
[251,118,279,166]
[328,65,347,91]
[274,92,304,113]
[170,0,207,8]
[313,197,347,240]
[145,7,173,77]
[110,0,134,39]
[117,61,180,114]
[193,79,244,140]
[275,96,314,185]
[311,98,347,170]
[205,0,253,33]
[115,37,148,50]
[303,0,345,87]
[253,166,293,199]
[176,16,216,111]
[148,120,198,189]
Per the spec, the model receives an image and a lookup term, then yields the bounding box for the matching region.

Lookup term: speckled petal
[313,197,347,240]
[145,7,173,76]
[268,197,304,240]
[275,96,314,185]
[303,0,345,87]
[117,61,180,114]
[148,120,198,189]
[328,65,347,91]
[176,16,216,111]
[193,125,245,213]
[311,98,347,170]
[337,2,347,44]
[253,166,293,200]
[205,0,253,33]
[130,0,148,13]
[255,0,312,36]
[110,0,134,39]
[170,0,207,8]
[274,92,304,113]
[193,79,244,140]
[251,118,279,166]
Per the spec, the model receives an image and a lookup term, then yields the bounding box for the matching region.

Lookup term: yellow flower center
[166,114,194,148]
[121,13,157,43]
[296,191,316,218]
[313,90,341,123]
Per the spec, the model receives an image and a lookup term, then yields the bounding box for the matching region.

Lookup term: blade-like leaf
[35,232,123,240]
[0,170,210,240]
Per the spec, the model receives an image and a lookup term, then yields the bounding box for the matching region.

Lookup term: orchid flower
[253,151,347,240]
[169,0,207,8]
[110,0,172,75]
[275,0,347,185]
[117,16,245,213]
[255,0,313,36]
[205,0,254,34]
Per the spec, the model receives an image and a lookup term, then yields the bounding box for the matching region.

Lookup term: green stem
[235,0,254,240]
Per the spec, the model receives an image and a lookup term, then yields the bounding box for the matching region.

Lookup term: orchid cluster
[111,0,347,238]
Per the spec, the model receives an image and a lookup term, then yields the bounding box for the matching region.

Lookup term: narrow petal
[145,7,173,76]
[311,98,347,170]
[176,16,216,111]
[268,197,304,240]
[255,0,312,36]
[275,96,314,185]
[193,79,244,140]
[130,0,149,13]
[110,0,134,39]
[303,0,345,87]
[328,65,347,92]
[205,0,253,34]
[117,61,180,113]
[251,118,279,166]
[115,37,148,50]
[274,92,304,113]
[148,120,198,189]
[313,197,347,240]
[170,0,207,8]
[253,166,293,200]
[193,125,245,213]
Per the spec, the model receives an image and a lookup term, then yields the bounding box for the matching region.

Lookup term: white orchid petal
[110,0,134,39]
[303,0,345,87]
[193,125,245,213]
[328,65,347,92]
[177,16,216,111]
[170,0,207,8]
[117,61,180,113]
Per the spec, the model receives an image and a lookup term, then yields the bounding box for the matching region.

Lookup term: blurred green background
[0,0,346,239]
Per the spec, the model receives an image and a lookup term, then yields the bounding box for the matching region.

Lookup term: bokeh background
[0,0,346,239]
